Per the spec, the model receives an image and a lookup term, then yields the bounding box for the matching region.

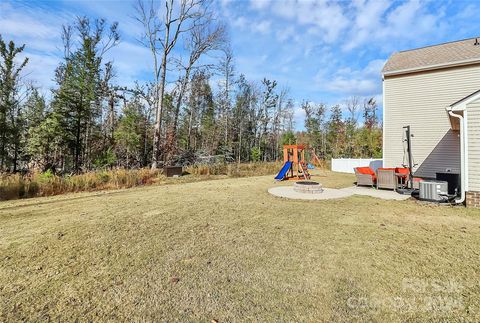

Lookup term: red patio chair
[395,167,410,188]
[354,167,376,187]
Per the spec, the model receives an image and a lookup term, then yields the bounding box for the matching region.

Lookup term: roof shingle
[382,38,480,75]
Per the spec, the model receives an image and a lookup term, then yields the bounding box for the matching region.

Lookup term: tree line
[0,0,381,174]
[300,97,382,160]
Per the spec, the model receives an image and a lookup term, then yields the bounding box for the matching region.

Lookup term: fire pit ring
[293,181,323,194]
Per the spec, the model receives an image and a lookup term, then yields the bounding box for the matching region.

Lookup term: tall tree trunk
[152,47,168,169]
[84,116,90,170]
[187,104,195,150]
[238,123,242,165]
[173,69,190,138]
[224,74,229,146]
[142,116,148,167]
[0,134,5,170]
[109,93,115,143]
[0,111,5,170]
[168,67,191,161]
[13,143,18,173]
[75,119,81,173]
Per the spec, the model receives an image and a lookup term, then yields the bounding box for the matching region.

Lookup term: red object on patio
[394,167,409,180]
[354,166,377,187]
[356,167,376,180]
[412,177,424,189]
[355,167,413,190]
[376,167,408,173]
[355,166,377,185]
[376,167,397,190]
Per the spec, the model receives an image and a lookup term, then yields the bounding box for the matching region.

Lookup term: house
[382,37,480,207]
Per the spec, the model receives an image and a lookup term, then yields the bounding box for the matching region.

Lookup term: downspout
[447,108,466,204]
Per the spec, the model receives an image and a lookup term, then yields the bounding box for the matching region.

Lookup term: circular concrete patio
[268,186,353,200]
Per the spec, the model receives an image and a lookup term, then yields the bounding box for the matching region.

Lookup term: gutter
[447,108,466,204]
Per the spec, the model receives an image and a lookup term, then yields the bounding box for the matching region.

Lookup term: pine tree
[21,88,47,167]
[51,17,119,172]
[0,36,28,172]
[231,74,255,162]
[27,114,63,172]
[358,98,382,157]
[327,105,344,158]
[257,79,278,161]
[114,102,144,168]
[302,101,326,157]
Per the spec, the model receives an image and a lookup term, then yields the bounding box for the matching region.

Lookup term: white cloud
[293,104,305,129]
[251,20,272,35]
[231,16,248,28]
[0,2,71,53]
[327,78,378,96]
[219,0,233,6]
[317,59,385,97]
[0,16,58,40]
[344,0,446,51]
[18,52,60,90]
[258,0,349,43]
[342,0,390,51]
[276,26,297,43]
[247,0,446,52]
[250,0,270,10]
[0,2,71,89]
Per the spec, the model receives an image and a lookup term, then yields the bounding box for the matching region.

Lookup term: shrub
[251,147,262,162]
[94,148,117,168]
[37,169,54,182]
[97,171,110,184]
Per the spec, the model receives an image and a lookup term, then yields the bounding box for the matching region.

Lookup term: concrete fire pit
[293,181,324,194]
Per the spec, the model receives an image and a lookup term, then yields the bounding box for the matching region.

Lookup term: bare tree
[217,47,234,149]
[284,99,295,132]
[125,81,158,166]
[134,0,210,169]
[272,87,289,160]
[167,20,227,159]
[345,96,359,123]
[344,96,359,157]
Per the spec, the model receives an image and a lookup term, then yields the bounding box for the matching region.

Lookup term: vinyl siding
[384,64,480,178]
[467,99,480,191]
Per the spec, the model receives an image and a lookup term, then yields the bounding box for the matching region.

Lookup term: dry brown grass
[0,169,164,201]
[1,171,479,321]
[185,161,283,177]
[0,162,286,201]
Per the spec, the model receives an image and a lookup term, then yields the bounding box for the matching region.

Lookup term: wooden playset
[274,144,312,181]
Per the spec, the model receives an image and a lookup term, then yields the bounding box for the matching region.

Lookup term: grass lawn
[1,170,479,321]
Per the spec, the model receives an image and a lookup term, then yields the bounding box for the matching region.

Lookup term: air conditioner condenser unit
[419,180,449,202]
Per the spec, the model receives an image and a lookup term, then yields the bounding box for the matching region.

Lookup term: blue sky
[1,0,480,129]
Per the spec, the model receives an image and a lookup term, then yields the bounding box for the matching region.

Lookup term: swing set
[274,144,322,181]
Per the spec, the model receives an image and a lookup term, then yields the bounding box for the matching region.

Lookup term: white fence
[331,158,383,173]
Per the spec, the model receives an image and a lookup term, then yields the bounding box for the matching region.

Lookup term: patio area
[342,185,411,200]
[268,184,411,201]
